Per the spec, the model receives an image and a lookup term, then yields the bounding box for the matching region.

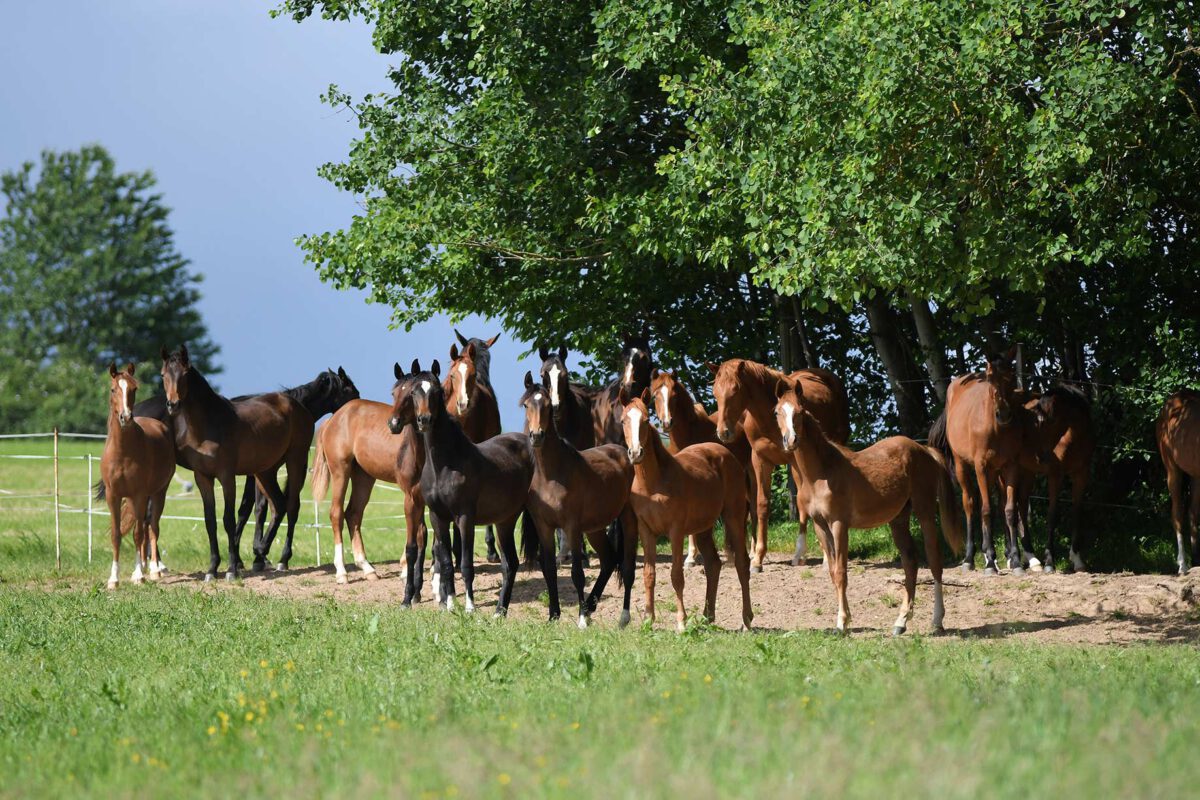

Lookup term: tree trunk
[907,292,949,404]
[864,295,929,436]
[790,296,818,368]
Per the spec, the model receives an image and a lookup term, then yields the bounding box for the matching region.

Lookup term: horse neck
[421,410,475,471]
[738,362,787,430]
[106,406,140,450]
[287,380,333,418]
[532,422,572,476]
[669,388,711,445]
[789,411,842,483]
[633,428,670,489]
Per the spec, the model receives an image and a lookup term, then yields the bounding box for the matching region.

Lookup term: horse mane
[1040,383,1090,412]
[463,338,493,386]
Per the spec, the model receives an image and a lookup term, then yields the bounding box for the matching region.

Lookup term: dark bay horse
[521,373,633,627]
[710,359,851,571]
[444,334,503,565]
[160,346,313,580]
[650,369,755,566]
[621,389,753,631]
[1014,386,1095,572]
[928,348,1027,575]
[1158,390,1200,575]
[775,378,964,634]
[388,360,534,614]
[100,364,174,588]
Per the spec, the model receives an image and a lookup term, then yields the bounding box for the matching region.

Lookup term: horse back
[337,399,405,483]
[1158,391,1200,476]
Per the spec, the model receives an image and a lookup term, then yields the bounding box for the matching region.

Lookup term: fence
[0,430,418,570]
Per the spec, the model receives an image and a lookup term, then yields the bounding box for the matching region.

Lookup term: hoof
[752,563,763,574]
[131,576,144,586]
[364,570,379,582]
[275,562,288,572]
[684,556,696,568]
[892,625,906,637]
[932,624,946,636]
[148,570,162,582]
[675,621,686,634]
[983,566,998,576]
[487,553,500,564]
[1011,566,1026,577]
[336,574,348,585]
[789,554,804,567]
[401,601,412,609]
[224,571,238,582]
[1043,563,1056,574]
[106,580,118,591]
[618,610,631,629]
[960,561,975,573]
[203,573,215,583]
[251,560,266,574]
[577,615,588,630]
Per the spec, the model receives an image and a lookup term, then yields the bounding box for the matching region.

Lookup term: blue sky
[0,1,536,430]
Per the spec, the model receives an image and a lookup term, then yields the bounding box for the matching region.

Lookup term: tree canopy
[0,145,218,433]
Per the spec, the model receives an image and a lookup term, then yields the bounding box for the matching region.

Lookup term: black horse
[388,360,533,614]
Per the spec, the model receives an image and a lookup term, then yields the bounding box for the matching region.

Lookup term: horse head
[709,359,746,444]
[618,385,653,464]
[160,345,191,416]
[445,342,478,417]
[107,362,139,428]
[538,344,571,420]
[774,376,807,452]
[520,371,552,448]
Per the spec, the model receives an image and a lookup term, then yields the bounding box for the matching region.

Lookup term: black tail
[609,518,625,588]
[927,409,957,487]
[94,480,106,501]
[520,509,540,568]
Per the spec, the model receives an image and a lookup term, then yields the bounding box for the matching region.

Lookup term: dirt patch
[154,554,1200,644]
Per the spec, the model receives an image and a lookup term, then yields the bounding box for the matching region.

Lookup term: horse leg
[915,503,946,633]
[429,512,455,608]
[831,519,851,633]
[456,513,477,613]
[685,534,700,568]
[234,478,255,555]
[1001,465,1024,575]
[130,495,149,585]
[1041,471,1061,573]
[888,510,917,636]
[252,472,287,572]
[790,465,810,566]
[722,505,753,631]
[640,524,658,626]
[534,518,561,621]
[955,458,977,571]
[616,506,639,628]
[669,530,687,632]
[401,488,421,604]
[452,522,463,573]
[193,473,221,581]
[494,517,520,616]
[569,529,589,628]
[974,466,999,574]
[696,528,721,625]
[555,528,569,567]
[148,488,167,581]
[1067,471,1087,573]
[751,453,772,572]
[277,449,309,570]
[219,473,241,580]
[584,526,617,618]
[1190,480,1200,572]
[1166,461,1188,575]
[106,492,122,590]
[485,524,500,564]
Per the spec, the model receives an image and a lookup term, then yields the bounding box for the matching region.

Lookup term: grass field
[3,434,1198,798]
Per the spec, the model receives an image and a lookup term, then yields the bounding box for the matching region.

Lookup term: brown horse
[1158,390,1200,575]
[100,364,175,588]
[928,348,1027,575]
[160,345,313,580]
[621,389,753,631]
[310,390,426,591]
[710,359,851,571]
[1013,386,1095,572]
[650,369,755,566]
[445,336,503,564]
[774,378,964,634]
[521,373,634,627]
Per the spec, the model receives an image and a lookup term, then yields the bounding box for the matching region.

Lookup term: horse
[774,377,964,634]
[310,389,426,589]
[520,373,634,627]
[591,334,654,444]
[1157,389,1200,575]
[928,348,1028,575]
[710,359,851,571]
[650,369,755,566]
[99,363,175,589]
[388,360,534,615]
[620,389,753,632]
[444,334,503,565]
[159,345,313,580]
[1013,386,1095,572]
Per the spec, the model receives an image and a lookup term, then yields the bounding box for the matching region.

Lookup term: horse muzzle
[164,400,179,416]
[627,446,644,465]
[388,416,404,434]
[456,400,469,415]
[528,431,545,447]
[118,412,133,427]
[661,418,673,432]
[717,427,734,443]
[780,436,796,453]
[416,414,432,432]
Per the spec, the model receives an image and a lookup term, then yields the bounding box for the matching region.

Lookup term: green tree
[0,145,218,433]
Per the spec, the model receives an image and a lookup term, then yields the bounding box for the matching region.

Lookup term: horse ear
[108,362,118,378]
[464,342,477,360]
[618,385,630,406]
[160,346,170,362]
[706,361,720,376]
[125,362,136,376]
[431,359,441,379]
[394,362,404,380]
[524,370,534,390]
[179,344,189,365]
[486,332,501,347]
[639,387,651,406]
[650,367,660,381]
[338,366,348,380]
[454,328,469,348]
[449,343,459,362]
[775,378,791,399]
[538,345,549,361]
[558,344,568,362]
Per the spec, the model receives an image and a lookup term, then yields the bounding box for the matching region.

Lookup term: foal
[521,373,635,627]
[621,390,753,631]
[100,364,174,588]
[388,361,534,614]
[775,378,964,635]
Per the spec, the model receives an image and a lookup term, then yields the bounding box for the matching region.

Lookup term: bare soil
[156,553,1200,645]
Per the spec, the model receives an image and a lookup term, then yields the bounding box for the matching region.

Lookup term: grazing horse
[650,369,755,566]
[774,378,964,634]
[928,348,1028,575]
[310,390,426,589]
[444,335,503,565]
[388,360,534,615]
[99,364,174,589]
[621,389,753,632]
[520,373,634,627]
[1157,390,1200,575]
[1013,386,1095,572]
[710,359,851,571]
[160,345,313,580]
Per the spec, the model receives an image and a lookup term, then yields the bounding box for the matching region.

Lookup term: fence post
[53,428,61,571]
[86,454,93,563]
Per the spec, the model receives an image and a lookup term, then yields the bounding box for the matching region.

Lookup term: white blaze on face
[624,349,639,386]
[781,401,796,442]
[659,385,670,425]
[420,380,431,394]
[548,364,562,407]
[118,378,129,416]
[457,362,469,407]
[627,407,643,452]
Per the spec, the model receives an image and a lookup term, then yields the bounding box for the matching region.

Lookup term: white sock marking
[333,543,346,575]
[465,597,475,613]
[1070,548,1085,571]
[577,614,588,629]
[108,560,119,586]
[548,365,561,407]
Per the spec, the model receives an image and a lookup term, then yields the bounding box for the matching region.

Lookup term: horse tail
[609,518,625,587]
[520,508,540,568]
[928,447,964,556]
[926,409,956,487]
[310,438,330,503]
[94,480,106,501]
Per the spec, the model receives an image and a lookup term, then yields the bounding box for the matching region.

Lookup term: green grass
[2,584,1199,799]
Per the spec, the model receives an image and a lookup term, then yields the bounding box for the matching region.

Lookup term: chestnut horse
[520,373,634,627]
[621,389,753,632]
[1157,389,1200,575]
[444,334,503,564]
[388,360,534,615]
[100,364,174,589]
[650,369,755,566]
[710,359,851,571]
[928,349,1027,575]
[310,389,426,590]
[775,378,964,634]
[1013,386,1095,572]
[160,346,313,580]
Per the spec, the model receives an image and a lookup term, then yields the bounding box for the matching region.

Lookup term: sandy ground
[145,550,1200,645]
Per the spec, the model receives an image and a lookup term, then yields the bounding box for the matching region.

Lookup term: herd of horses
[97,334,1200,634]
